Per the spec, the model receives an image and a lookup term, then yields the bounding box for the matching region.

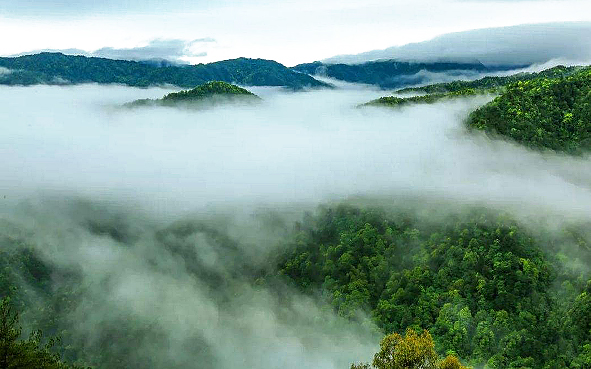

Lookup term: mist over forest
[1,71,591,368]
[2,4,591,367]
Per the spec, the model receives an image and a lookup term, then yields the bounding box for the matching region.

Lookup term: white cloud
[324,22,591,66]
[3,82,591,368]
[1,0,590,65]
[12,39,215,64]
[2,84,591,221]
[90,38,214,63]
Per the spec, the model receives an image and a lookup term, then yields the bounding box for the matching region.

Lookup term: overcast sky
[1,0,590,66]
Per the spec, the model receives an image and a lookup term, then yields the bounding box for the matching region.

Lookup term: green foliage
[466,67,591,154]
[372,329,438,369]
[161,81,258,100]
[0,52,330,90]
[278,204,591,368]
[352,328,469,369]
[0,298,84,369]
[362,88,481,108]
[4,201,591,368]
[126,81,261,108]
[397,65,581,95]
[291,60,513,89]
[362,65,586,108]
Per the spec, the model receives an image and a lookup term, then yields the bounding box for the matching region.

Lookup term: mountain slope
[361,65,584,109]
[126,81,261,108]
[362,88,481,108]
[291,59,520,89]
[397,65,582,94]
[0,52,330,90]
[277,204,591,369]
[466,67,591,154]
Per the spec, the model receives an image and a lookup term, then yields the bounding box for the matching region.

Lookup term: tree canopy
[125,81,261,108]
[277,204,591,368]
[0,298,85,369]
[466,67,591,154]
[0,52,330,90]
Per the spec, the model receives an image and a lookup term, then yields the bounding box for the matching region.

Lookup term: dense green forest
[0,297,85,368]
[125,81,261,108]
[0,210,275,368]
[3,201,591,368]
[3,53,591,369]
[277,204,591,369]
[0,52,329,90]
[396,65,582,94]
[364,64,591,155]
[361,88,482,108]
[466,67,591,154]
[363,65,584,109]
[292,60,520,89]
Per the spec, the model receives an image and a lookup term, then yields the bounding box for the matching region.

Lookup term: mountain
[277,204,591,369]
[291,59,521,89]
[362,88,481,108]
[126,81,261,108]
[397,65,583,94]
[0,52,330,90]
[362,65,583,108]
[467,66,591,154]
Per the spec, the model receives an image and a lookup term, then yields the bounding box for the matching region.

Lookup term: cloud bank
[13,39,215,64]
[90,39,215,63]
[324,22,591,66]
[2,198,378,369]
[2,84,591,221]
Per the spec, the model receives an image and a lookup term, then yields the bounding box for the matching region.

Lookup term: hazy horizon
[1,0,590,65]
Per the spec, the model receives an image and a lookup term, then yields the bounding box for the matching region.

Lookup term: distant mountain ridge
[0,52,330,90]
[361,65,583,108]
[291,59,526,89]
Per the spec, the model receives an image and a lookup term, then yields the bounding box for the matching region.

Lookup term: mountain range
[0,52,329,90]
[291,59,525,89]
[0,52,530,90]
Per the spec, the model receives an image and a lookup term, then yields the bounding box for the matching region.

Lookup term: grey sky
[0,0,214,16]
[0,0,590,65]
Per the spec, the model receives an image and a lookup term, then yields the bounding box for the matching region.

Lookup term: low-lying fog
[2,83,591,369]
[2,84,591,218]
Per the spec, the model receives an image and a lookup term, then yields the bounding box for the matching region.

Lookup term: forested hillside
[3,54,591,369]
[466,67,591,154]
[361,88,480,108]
[362,65,584,109]
[0,298,85,368]
[291,60,520,89]
[126,81,261,108]
[0,210,276,368]
[397,65,581,94]
[0,52,329,90]
[277,204,591,369]
[3,202,591,368]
